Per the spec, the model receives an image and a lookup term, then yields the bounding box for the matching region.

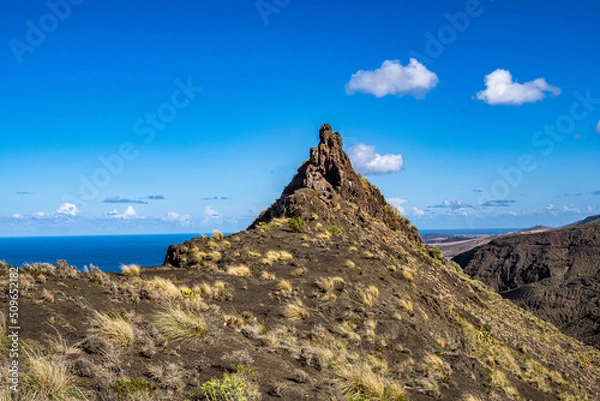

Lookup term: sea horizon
[0,228,523,272]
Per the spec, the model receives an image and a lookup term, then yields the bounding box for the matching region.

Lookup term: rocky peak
[250,124,420,243]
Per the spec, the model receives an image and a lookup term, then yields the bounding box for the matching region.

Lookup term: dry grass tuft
[89,311,135,348]
[290,267,307,276]
[282,300,309,321]
[336,364,406,401]
[121,264,141,276]
[155,306,208,343]
[260,271,276,280]
[361,285,380,307]
[277,279,293,293]
[213,230,224,240]
[145,277,182,301]
[261,250,293,265]
[398,298,413,314]
[226,264,252,277]
[400,266,415,282]
[344,260,356,269]
[23,349,88,401]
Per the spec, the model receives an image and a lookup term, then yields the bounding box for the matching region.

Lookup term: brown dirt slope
[1,124,599,400]
[453,222,600,350]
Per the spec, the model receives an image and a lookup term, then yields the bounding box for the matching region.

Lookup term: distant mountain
[563,214,600,228]
[453,222,600,349]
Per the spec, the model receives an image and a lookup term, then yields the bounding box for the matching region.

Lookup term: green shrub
[257,222,269,231]
[201,373,260,401]
[326,221,342,237]
[288,217,306,233]
[428,247,444,260]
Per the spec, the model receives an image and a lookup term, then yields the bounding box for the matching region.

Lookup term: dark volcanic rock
[249,124,420,242]
[453,222,600,348]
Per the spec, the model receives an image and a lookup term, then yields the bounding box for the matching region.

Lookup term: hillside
[453,222,600,349]
[1,124,599,401]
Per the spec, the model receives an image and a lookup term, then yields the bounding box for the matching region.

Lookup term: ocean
[0,234,199,273]
[0,228,521,272]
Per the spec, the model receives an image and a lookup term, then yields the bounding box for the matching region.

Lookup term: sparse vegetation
[277,279,293,293]
[261,250,293,265]
[23,350,88,401]
[155,306,208,342]
[288,216,306,233]
[121,264,141,276]
[336,364,406,401]
[428,247,444,261]
[227,264,252,277]
[290,267,307,276]
[282,300,309,320]
[89,310,135,348]
[201,373,260,401]
[213,230,224,240]
[361,285,380,307]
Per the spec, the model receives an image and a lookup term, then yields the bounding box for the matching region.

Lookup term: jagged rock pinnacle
[249,124,420,243]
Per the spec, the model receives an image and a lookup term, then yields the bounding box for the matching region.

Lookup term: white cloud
[33,212,50,219]
[348,143,403,175]
[12,214,22,219]
[411,207,425,217]
[56,202,80,216]
[595,121,600,134]
[104,206,139,220]
[387,198,406,214]
[345,59,439,98]
[476,69,561,105]
[428,200,473,210]
[163,212,191,227]
[201,206,222,226]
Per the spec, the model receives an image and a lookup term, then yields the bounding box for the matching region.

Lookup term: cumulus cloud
[104,206,139,219]
[387,198,406,214]
[428,200,473,210]
[56,202,80,216]
[345,59,439,98]
[347,143,404,175]
[33,212,50,219]
[12,214,22,219]
[411,207,425,217]
[163,212,191,227]
[476,69,561,105]
[103,197,148,204]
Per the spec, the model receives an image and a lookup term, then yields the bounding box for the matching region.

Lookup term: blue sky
[2,0,600,236]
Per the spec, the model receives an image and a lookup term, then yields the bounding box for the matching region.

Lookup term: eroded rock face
[249,124,420,243]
